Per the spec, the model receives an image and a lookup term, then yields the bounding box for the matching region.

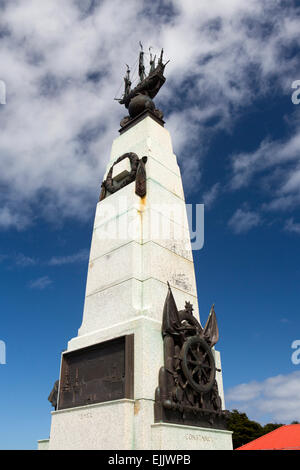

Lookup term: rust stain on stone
[134,401,141,415]
[138,196,146,244]
[140,195,147,209]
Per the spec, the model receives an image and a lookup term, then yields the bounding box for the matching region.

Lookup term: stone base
[43,398,232,450]
[48,399,135,450]
[151,423,233,450]
[119,109,165,134]
[37,439,49,450]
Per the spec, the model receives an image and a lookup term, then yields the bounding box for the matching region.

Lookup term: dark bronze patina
[99,152,147,201]
[48,379,59,410]
[57,335,134,411]
[154,283,229,429]
[135,156,148,198]
[116,43,169,131]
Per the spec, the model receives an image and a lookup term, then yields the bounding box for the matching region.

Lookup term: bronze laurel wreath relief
[99,152,147,201]
[154,283,229,429]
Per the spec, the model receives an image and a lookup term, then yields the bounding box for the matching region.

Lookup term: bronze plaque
[57,335,134,411]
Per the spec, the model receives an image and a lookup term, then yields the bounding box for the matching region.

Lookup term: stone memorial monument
[38,45,233,450]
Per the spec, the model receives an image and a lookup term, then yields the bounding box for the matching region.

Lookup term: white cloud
[15,253,37,267]
[0,1,299,228]
[28,275,52,290]
[227,371,300,423]
[0,207,31,230]
[203,183,220,209]
[48,249,89,266]
[230,130,300,187]
[0,248,88,267]
[230,112,300,215]
[284,218,300,235]
[228,208,261,234]
[226,381,263,402]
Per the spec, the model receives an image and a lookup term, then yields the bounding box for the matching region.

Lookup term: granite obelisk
[38,46,232,450]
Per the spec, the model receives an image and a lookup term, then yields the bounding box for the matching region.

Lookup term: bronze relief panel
[57,335,134,411]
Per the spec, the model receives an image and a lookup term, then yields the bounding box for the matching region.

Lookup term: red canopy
[237,424,300,450]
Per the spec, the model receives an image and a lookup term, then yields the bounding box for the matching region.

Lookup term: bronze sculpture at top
[117,43,169,130]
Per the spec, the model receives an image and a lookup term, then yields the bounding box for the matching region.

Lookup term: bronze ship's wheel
[181,336,215,394]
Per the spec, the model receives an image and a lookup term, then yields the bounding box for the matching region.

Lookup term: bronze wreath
[99,152,147,201]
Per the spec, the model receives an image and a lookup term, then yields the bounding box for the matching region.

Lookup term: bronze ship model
[116,43,169,129]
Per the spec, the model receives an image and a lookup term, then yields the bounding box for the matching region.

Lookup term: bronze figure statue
[154,283,229,429]
[48,380,59,410]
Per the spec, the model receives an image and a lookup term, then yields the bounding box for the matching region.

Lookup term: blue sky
[1,0,300,449]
